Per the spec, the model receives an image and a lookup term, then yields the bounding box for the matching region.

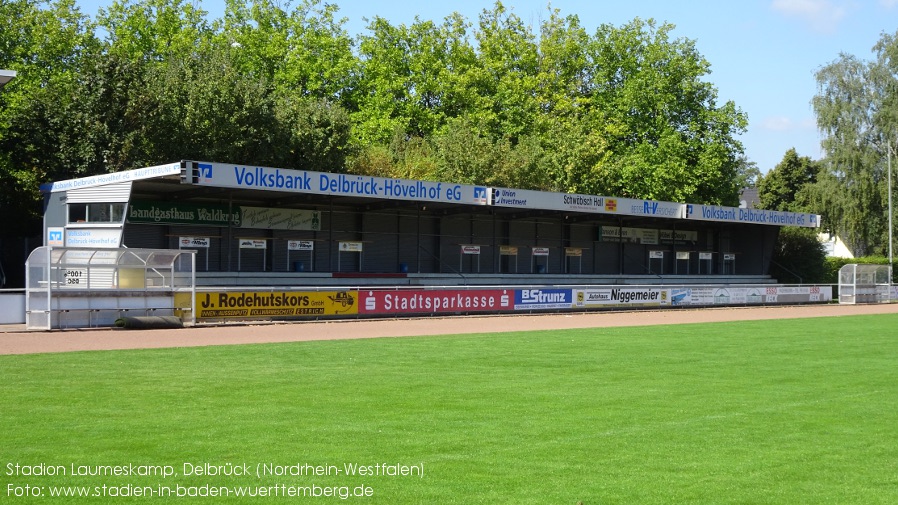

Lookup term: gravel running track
[1,303,896,355]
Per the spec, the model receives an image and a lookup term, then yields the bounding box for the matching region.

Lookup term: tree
[351,13,478,146]
[531,9,607,193]
[758,148,821,212]
[583,18,747,204]
[271,96,353,172]
[769,227,827,284]
[812,29,898,256]
[0,0,100,235]
[758,149,826,282]
[471,2,540,143]
[98,0,212,62]
[734,155,761,189]
[1,0,758,236]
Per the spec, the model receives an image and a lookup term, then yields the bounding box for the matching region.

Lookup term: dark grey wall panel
[122,223,166,249]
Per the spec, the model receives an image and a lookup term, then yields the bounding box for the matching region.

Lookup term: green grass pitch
[2,314,897,504]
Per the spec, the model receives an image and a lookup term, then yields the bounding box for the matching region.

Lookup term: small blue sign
[473,186,488,204]
[48,229,64,246]
[514,288,572,310]
[198,163,213,178]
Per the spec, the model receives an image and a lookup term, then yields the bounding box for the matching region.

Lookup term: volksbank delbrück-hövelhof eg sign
[187,161,490,206]
[686,204,820,228]
[41,163,181,193]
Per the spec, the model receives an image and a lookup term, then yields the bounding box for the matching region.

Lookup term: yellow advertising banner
[196,290,358,319]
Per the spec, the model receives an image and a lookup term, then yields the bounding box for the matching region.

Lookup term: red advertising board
[359,289,514,315]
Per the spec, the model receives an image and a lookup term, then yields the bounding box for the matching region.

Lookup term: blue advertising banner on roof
[40,163,181,193]
[186,160,490,206]
[491,185,818,228]
[39,159,821,229]
[490,187,686,219]
[685,204,820,228]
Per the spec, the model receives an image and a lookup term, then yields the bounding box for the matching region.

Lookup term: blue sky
[74,0,898,173]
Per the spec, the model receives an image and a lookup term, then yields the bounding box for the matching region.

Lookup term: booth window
[68,203,125,224]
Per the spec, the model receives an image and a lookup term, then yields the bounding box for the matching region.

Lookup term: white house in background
[818,233,854,258]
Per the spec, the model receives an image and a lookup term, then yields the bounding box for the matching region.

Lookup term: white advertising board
[288,240,314,251]
[41,163,181,193]
[686,204,821,228]
[180,237,210,248]
[188,161,489,206]
[339,241,363,252]
[575,288,669,307]
[668,286,832,306]
[239,239,267,249]
[65,228,122,248]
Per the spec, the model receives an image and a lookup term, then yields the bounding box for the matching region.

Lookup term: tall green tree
[98,0,211,62]
[531,9,607,193]
[586,18,747,204]
[470,2,539,143]
[760,149,826,282]
[758,148,821,212]
[812,29,898,256]
[352,13,477,146]
[0,0,100,236]
[0,0,757,243]
[735,155,762,189]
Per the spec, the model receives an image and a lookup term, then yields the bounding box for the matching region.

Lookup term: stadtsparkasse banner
[358,289,513,315]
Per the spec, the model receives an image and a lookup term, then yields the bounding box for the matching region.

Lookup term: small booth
[25,247,196,330]
[838,263,892,304]
[237,237,269,271]
[179,236,213,271]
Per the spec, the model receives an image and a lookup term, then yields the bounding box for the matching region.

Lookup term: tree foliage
[811,29,898,256]
[0,0,100,235]
[758,148,821,212]
[0,0,752,243]
[769,227,827,284]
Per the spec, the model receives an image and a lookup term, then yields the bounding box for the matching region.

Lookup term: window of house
[68,203,126,224]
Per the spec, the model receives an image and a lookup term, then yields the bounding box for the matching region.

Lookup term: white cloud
[771,0,847,33]
[881,0,898,8]
[762,116,794,131]
[760,116,818,132]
